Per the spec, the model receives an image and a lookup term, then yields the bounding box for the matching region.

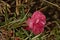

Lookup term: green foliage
[0,0,60,40]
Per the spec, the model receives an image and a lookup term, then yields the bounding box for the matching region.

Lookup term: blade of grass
[21,27,29,36]
[43,0,60,9]
[31,33,42,40]
[0,12,27,29]
[5,5,8,24]
[24,32,33,40]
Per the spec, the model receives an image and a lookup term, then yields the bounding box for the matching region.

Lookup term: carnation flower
[25,11,46,35]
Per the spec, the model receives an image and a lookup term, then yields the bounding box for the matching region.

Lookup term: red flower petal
[24,26,31,31]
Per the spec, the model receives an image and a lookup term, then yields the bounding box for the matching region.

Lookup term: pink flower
[25,11,46,35]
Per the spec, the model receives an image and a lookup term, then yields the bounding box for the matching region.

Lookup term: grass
[0,0,60,40]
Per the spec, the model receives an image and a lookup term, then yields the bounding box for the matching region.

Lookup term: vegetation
[0,0,60,40]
